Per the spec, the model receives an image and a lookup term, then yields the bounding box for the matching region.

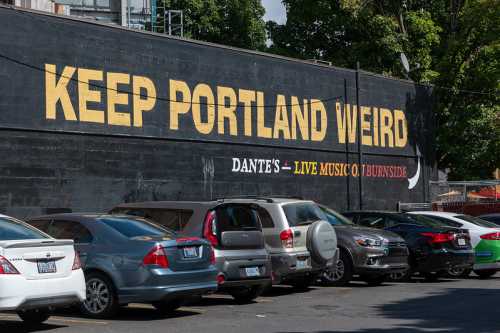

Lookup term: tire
[81,272,118,319]
[475,269,497,279]
[321,249,353,287]
[361,275,386,286]
[17,309,50,325]
[152,299,183,314]
[388,270,411,282]
[229,285,265,304]
[447,267,472,278]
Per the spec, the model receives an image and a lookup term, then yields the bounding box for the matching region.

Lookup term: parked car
[26,214,218,318]
[478,213,500,226]
[111,201,272,302]
[318,205,409,286]
[342,211,475,281]
[205,197,338,289]
[0,214,86,324]
[410,211,500,278]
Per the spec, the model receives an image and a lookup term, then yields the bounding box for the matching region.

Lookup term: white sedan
[0,214,86,324]
[409,211,500,278]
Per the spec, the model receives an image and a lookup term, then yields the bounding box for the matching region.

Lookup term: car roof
[410,211,460,217]
[343,210,400,215]
[28,213,136,221]
[479,213,500,217]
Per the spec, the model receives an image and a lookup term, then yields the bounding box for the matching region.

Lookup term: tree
[163,0,267,51]
[267,0,500,180]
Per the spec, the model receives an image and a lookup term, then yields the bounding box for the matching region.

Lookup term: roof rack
[215,195,305,203]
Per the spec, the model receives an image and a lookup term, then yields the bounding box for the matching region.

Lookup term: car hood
[334,225,404,242]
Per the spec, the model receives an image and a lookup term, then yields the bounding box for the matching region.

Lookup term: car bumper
[271,249,337,284]
[214,253,272,290]
[474,240,500,267]
[416,249,475,273]
[473,262,500,271]
[353,247,409,276]
[0,269,86,311]
[117,266,218,304]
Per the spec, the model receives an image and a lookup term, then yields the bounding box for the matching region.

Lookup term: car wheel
[321,249,353,287]
[361,275,386,286]
[152,299,183,314]
[229,285,265,304]
[447,267,472,278]
[81,272,118,319]
[17,309,50,324]
[475,269,497,279]
[388,270,411,282]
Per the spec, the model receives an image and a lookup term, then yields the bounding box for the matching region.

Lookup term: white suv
[0,214,86,324]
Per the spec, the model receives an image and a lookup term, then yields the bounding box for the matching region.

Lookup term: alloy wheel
[84,278,111,314]
[324,259,345,281]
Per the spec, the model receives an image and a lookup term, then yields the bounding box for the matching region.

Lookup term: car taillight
[0,256,20,274]
[280,229,294,248]
[203,211,219,247]
[72,252,82,270]
[143,245,169,268]
[420,232,454,244]
[480,232,500,240]
[209,246,216,265]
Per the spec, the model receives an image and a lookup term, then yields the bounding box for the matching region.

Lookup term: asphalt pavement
[2,275,500,333]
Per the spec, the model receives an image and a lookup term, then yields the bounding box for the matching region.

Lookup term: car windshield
[99,216,175,238]
[0,216,49,240]
[282,202,327,227]
[455,215,499,228]
[319,206,353,226]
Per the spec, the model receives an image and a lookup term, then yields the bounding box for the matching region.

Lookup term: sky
[262,0,287,24]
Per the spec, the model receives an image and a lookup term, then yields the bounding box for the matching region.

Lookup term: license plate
[37,260,57,274]
[457,238,466,246]
[296,259,307,270]
[182,247,198,258]
[245,267,260,277]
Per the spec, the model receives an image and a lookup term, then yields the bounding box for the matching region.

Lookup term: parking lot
[3,275,500,333]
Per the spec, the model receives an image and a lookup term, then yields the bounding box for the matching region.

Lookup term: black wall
[0,6,436,218]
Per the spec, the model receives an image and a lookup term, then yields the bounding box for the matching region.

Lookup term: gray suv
[221,198,338,288]
[111,201,272,302]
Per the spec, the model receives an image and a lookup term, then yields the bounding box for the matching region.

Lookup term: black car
[342,211,475,281]
[319,206,409,286]
[478,213,500,226]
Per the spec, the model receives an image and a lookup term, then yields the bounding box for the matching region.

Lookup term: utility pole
[355,62,363,210]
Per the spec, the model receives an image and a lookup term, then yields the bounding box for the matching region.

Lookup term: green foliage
[267,0,499,180]
[163,0,266,50]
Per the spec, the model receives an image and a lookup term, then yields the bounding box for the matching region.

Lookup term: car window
[0,217,50,240]
[455,215,499,228]
[99,216,174,238]
[319,206,353,226]
[27,219,51,233]
[255,207,275,228]
[480,216,500,224]
[215,205,262,232]
[282,202,326,227]
[421,215,462,228]
[50,220,94,243]
[113,208,193,232]
[358,215,385,228]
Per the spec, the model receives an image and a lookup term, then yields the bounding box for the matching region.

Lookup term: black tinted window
[421,215,462,228]
[99,217,173,238]
[114,209,192,232]
[456,215,499,228]
[255,207,275,228]
[50,220,93,243]
[0,217,49,240]
[319,206,353,226]
[28,220,51,233]
[358,215,385,228]
[282,202,326,227]
[215,205,261,232]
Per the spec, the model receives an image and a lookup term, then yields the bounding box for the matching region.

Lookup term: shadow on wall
[275,287,500,333]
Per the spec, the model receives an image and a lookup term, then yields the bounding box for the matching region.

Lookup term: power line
[0,52,342,108]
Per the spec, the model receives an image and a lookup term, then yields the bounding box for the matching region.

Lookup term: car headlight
[354,236,385,248]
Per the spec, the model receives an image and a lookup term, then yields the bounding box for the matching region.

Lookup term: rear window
[215,205,261,232]
[319,206,353,226]
[113,208,193,232]
[282,202,326,227]
[99,217,174,238]
[455,215,499,228]
[0,217,49,240]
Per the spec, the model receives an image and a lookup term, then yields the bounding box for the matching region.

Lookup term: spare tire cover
[307,220,337,263]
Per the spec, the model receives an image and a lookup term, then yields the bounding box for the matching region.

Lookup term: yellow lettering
[310,99,327,141]
[336,102,357,144]
[380,108,394,147]
[239,89,255,137]
[360,106,372,146]
[132,76,156,127]
[169,79,191,130]
[394,109,408,147]
[373,107,379,146]
[273,94,291,139]
[257,91,272,139]
[192,83,215,135]
[78,68,104,123]
[45,64,77,121]
[217,86,238,136]
[107,72,130,127]
[291,96,309,140]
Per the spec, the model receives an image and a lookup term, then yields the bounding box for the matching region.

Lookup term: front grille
[388,242,408,256]
[389,242,406,248]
